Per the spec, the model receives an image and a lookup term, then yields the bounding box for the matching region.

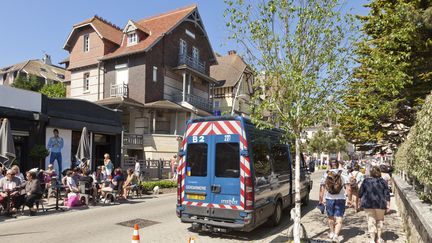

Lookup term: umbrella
[0,118,16,169]
[76,127,91,169]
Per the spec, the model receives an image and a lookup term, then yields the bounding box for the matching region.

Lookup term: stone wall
[393,175,432,243]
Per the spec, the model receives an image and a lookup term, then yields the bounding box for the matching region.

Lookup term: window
[116,66,128,85]
[152,66,158,82]
[252,143,271,177]
[179,39,187,55]
[272,144,291,173]
[83,35,90,52]
[214,101,220,107]
[186,143,208,177]
[185,29,195,39]
[127,32,138,45]
[215,143,240,178]
[83,73,90,91]
[192,46,199,61]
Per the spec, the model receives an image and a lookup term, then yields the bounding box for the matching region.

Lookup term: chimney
[228,50,237,55]
[42,54,52,65]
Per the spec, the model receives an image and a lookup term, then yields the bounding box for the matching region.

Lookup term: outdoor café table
[0,188,18,217]
[45,183,66,212]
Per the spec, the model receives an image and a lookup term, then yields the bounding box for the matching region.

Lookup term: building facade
[0,54,65,86]
[63,5,217,162]
[210,50,254,116]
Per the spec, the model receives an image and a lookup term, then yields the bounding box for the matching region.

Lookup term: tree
[307,130,328,161]
[340,0,432,151]
[11,74,44,92]
[41,82,66,98]
[224,1,354,241]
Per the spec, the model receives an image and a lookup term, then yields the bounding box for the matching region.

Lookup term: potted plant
[29,144,50,169]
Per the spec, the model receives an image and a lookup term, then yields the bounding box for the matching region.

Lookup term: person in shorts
[319,159,349,242]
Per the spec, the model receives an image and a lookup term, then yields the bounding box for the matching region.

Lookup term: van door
[271,144,292,208]
[211,134,241,209]
[184,135,212,206]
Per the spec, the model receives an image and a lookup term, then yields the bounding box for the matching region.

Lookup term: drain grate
[117,218,160,228]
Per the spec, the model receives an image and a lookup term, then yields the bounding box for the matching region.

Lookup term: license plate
[187,194,205,200]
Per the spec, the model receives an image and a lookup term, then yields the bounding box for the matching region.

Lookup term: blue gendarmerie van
[176,116,312,232]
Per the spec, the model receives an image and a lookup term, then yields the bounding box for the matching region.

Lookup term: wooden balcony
[172,92,212,112]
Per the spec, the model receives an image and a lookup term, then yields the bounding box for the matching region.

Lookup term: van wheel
[301,192,310,206]
[268,201,282,226]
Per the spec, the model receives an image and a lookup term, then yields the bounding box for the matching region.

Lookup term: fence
[123,158,172,181]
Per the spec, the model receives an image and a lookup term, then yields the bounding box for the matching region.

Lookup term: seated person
[72,167,82,183]
[11,165,25,183]
[112,168,125,191]
[65,170,79,193]
[0,169,23,213]
[79,169,94,194]
[16,171,43,216]
[123,169,138,198]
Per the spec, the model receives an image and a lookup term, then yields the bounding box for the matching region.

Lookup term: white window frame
[185,29,195,39]
[83,73,90,92]
[179,39,187,55]
[83,34,90,52]
[192,46,199,61]
[152,66,158,82]
[127,32,138,46]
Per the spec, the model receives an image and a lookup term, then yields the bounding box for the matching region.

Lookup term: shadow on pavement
[0,231,46,237]
[187,200,318,242]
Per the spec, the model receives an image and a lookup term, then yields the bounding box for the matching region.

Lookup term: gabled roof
[125,20,151,35]
[210,53,249,88]
[101,4,214,61]
[64,15,123,50]
[0,59,66,82]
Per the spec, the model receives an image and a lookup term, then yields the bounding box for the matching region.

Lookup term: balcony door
[115,64,129,85]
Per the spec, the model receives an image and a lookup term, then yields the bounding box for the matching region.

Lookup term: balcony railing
[173,92,212,112]
[178,54,206,74]
[123,133,144,146]
[110,83,128,98]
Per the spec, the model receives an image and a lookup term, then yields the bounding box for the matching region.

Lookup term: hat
[317,203,325,214]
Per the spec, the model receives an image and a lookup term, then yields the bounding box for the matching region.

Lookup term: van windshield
[215,143,240,178]
[186,143,208,177]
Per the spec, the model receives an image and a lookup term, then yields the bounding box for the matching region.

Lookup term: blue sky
[0,0,370,68]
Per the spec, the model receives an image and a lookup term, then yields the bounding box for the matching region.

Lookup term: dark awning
[48,117,121,134]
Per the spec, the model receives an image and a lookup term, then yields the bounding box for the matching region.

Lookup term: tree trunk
[293,137,302,243]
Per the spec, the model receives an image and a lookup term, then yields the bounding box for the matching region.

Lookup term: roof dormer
[123,20,151,46]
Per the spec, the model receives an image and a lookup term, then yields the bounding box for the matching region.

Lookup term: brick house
[62,4,217,161]
[210,50,254,116]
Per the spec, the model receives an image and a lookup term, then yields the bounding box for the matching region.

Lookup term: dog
[153,186,160,195]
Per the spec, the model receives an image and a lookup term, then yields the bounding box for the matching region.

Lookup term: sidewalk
[265,171,407,243]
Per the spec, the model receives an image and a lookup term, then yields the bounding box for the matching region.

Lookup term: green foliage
[140,180,177,192]
[307,128,348,155]
[341,1,432,150]
[40,82,66,98]
[29,145,50,162]
[224,0,354,135]
[11,74,44,92]
[396,91,432,193]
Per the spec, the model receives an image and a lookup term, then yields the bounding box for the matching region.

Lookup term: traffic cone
[131,224,140,243]
[188,236,196,243]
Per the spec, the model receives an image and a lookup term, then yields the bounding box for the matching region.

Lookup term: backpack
[350,172,359,189]
[325,170,343,194]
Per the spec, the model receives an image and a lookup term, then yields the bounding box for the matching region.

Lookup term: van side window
[186,143,208,176]
[215,143,240,178]
[252,143,271,177]
[272,144,290,173]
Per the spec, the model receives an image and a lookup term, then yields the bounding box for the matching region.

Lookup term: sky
[0,0,370,68]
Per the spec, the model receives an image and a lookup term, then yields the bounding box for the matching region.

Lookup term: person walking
[359,166,391,243]
[170,155,178,180]
[319,159,348,242]
[104,153,113,179]
[348,163,364,212]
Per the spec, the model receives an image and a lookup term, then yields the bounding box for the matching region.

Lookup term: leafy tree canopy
[340,0,432,151]
[11,74,44,92]
[40,82,66,98]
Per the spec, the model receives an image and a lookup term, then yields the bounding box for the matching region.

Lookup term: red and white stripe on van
[177,120,251,210]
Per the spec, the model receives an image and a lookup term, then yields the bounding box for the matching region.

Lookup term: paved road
[0,171,406,243]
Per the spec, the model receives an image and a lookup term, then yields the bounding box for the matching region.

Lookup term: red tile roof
[65,15,123,50]
[101,4,197,60]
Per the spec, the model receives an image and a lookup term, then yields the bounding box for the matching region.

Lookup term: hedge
[140,180,177,192]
